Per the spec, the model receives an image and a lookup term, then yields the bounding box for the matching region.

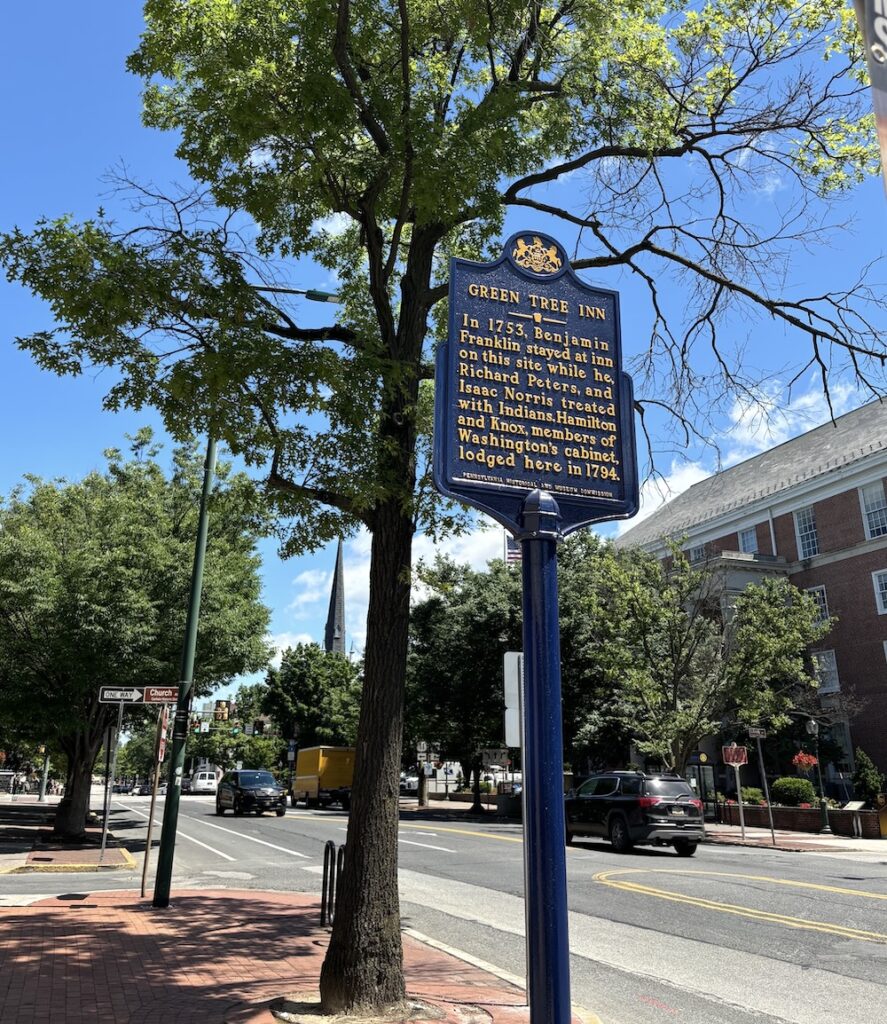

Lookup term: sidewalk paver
[0,889,596,1024]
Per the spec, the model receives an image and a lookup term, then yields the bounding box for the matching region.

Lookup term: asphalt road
[6,794,887,1024]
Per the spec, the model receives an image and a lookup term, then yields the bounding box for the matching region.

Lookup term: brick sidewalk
[0,889,597,1024]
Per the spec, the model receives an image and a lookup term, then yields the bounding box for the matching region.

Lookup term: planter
[719,802,882,838]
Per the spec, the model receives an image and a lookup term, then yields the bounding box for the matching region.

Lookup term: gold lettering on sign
[453,265,623,490]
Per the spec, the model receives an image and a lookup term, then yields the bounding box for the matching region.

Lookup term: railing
[321,840,346,926]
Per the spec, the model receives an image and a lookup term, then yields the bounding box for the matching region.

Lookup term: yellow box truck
[292,746,354,809]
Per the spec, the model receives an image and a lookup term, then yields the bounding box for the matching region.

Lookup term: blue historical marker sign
[434,231,638,534]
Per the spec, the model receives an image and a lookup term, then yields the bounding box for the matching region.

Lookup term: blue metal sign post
[434,232,639,1024]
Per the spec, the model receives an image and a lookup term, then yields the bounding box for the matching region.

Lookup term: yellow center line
[594,868,887,945]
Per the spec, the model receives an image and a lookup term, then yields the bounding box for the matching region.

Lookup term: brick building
[615,399,887,778]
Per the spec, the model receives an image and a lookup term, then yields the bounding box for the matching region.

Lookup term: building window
[806,585,829,622]
[794,506,819,558]
[812,650,840,694]
[738,527,758,554]
[860,481,887,539]
[873,570,887,614]
[688,545,706,563]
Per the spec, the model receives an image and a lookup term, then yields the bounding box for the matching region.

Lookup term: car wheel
[233,797,244,816]
[565,824,574,846]
[215,799,225,816]
[673,839,698,857]
[276,808,286,817]
[609,816,634,853]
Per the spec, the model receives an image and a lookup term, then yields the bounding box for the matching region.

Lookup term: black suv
[216,769,287,817]
[565,771,704,856]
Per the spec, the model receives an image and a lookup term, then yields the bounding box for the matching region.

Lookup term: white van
[190,770,218,795]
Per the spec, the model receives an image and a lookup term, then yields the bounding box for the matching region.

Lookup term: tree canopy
[262,643,362,747]
[1,0,883,1010]
[0,433,271,836]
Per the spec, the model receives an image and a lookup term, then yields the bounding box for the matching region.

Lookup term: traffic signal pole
[153,436,217,909]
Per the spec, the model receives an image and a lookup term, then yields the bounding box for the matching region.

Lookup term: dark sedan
[216,769,287,817]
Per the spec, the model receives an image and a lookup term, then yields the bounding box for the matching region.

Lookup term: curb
[4,846,137,873]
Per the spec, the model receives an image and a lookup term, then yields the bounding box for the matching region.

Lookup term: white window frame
[738,526,758,554]
[812,650,840,694]
[806,585,829,622]
[859,481,887,540]
[873,569,887,615]
[794,506,820,559]
[688,544,705,563]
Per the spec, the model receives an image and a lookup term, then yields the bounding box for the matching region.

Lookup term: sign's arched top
[433,232,639,537]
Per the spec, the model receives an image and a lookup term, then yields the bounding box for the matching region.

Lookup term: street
[4,794,887,1023]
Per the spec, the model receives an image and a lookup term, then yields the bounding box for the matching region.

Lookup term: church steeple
[324,539,346,655]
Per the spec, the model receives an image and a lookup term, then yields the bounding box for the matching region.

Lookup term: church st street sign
[98,686,180,704]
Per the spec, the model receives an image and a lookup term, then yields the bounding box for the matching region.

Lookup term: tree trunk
[319,499,413,1012]
[53,729,104,839]
[53,755,96,839]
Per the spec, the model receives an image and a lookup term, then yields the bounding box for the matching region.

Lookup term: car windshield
[238,771,278,787]
[645,779,693,797]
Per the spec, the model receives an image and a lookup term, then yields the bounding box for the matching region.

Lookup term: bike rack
[321,840,346,926]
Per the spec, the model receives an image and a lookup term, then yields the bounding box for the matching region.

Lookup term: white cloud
[312,211,352,236]
[338,517,507,657]
[286,567,331,617]
[723,380,858,466]
[268,631,315,668]
[614,460,710,536]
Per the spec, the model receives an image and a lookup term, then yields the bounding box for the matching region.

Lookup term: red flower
[792,752,818,771]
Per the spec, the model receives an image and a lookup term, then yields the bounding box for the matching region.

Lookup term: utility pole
[153,436,217,908]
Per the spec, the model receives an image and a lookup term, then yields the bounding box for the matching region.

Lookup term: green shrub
[740,787,765,805]
[852,748,885,808]
[770,776,816,806]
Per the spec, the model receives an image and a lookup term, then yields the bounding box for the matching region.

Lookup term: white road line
[408,831,439,837]
[187,816,310,857]
[123,806,236,861]
[398,839,456,853]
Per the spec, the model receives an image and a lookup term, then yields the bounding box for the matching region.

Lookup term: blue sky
[2,5,885,699]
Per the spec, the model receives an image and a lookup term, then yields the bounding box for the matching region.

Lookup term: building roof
[616,399,887,549]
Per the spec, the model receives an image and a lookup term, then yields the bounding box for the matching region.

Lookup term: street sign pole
[732,763,746,842]
[521,490,571,1024]
[141,704,169,898]
[153,435,216,909]
[749,728,776,847]
[99,700,125,865]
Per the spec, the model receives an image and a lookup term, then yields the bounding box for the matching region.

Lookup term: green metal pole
[153,435,217,908]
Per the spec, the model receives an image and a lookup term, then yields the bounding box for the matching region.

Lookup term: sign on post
[98,686,180,705]
[504,651,524,748]
[748,727,767,739]
[433,232,639,1024]
[722,745,748,765]
[433,231,638,533]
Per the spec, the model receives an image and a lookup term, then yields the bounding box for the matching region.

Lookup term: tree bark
[319,498,413,1012]
[53,754,97,839]
[53,725,105,839]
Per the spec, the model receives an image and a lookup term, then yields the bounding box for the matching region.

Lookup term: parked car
[133,782,152,796]
[190,769,218,795]
[216,769,287,816]
[181,775,192,795]
[565,771,705,856]
[112,782,133,794]
[400,773,419,794]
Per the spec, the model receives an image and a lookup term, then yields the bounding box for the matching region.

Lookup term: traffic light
[254,720,265,736]
[190,717,201,734]
[214,700,229,721]
[231,722,241,736]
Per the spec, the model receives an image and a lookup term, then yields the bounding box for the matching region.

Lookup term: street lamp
[805,718,833,835]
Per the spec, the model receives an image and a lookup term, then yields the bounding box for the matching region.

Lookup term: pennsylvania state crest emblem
[512,236,562,274]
